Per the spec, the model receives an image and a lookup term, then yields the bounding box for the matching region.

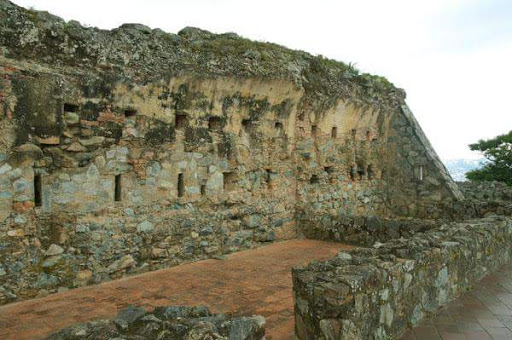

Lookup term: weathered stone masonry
[458,180,512,203]
[0,0,462,304]
[293,216,512,339]
[47,305,266,340]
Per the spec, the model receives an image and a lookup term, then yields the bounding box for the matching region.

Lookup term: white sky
[11,0,512,160]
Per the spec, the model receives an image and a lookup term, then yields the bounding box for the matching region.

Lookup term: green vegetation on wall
[466,130,512,185]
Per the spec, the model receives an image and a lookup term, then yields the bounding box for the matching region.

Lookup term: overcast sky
[11,0,512,160]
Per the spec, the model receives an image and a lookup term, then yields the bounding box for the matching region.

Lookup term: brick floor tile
[477,317,507,329]
[457,321,485,332]
[401,330,417,340]
[436,324,463,334]
[485,327,512,339]
[472,310,496,319]
[497,316,512,329]
[465,331,492,340]
[414,325,441,340]
[490,306,512,317]
[433,315,456,325]
[438,331,467,340]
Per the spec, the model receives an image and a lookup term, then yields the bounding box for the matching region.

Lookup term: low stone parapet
[300,216,437,246]
[458,181,512,203]
[47,305,265,340]
[292,216,512,339]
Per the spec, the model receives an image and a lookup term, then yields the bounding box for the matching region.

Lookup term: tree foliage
[466,130,512,185]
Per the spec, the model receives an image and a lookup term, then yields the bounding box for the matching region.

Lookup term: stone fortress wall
[0,0,462,305]
[2,2,512,340]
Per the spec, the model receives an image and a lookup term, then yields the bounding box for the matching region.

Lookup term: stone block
[137,220,155,233]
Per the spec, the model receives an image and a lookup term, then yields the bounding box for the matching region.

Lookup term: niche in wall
[275,122,284,137]
[265,169,273,189]
[357,165,366,180]
[349,165,356,181]
[64,103,79,113]
[242,119,253,133]
[175,114,188,130]
[311,125,317,137]
[124,109,137,117]
[223,172,236,191]
[414,165,424,182]
[34,174,42,207]
[367,164,375,179]
[115,175,122,201]
[208,116,222,131]
[178,173,185,197]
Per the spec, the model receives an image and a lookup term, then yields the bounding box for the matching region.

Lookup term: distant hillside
[443,158,487,181]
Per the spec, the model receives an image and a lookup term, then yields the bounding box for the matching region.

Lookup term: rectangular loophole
[175,114,188,130]
[208,116,222,131]
[124,109,137,117]
[331,127,338,138]
[178,173,184,197]
[357,166,366,180]
[200,184,206,196]
[64,103,79,113]
[226,146,234,160]
[367,164,374,179]
[242,119,252,133]
[114,175,122,201]
[310,174,319,184]
[418,166,424,181]
[311,125,317,137]
[324,166,333,174]
[350,165,356,181]
[223,172,236,192]
[265,169,272,190]
[34,174,42,207]
[275,122,284,137]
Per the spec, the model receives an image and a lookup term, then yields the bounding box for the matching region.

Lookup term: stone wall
[48,305,265,339]
[458,181,512,203]
[450,199,512,220]
[300,215,437,246]
[0,202,291,304]
[292,216,512,339]
[0,0,464,304]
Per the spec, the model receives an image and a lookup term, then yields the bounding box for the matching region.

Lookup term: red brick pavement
[0,239,351,340]
[402,266,512,340]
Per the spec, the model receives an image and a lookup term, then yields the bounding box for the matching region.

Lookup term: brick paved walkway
[0,239,350,340]
[402,265,512,340]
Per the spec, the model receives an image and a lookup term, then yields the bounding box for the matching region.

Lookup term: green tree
[466,130,512,185]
